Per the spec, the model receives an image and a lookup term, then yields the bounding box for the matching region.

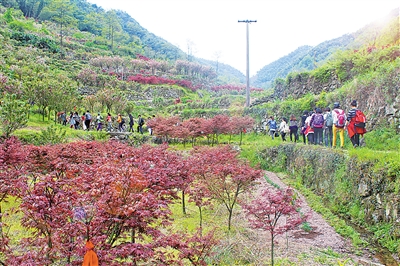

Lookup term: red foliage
[242,187,308,265]
[0,137,28,197]
[181,117,208,145]
[229,116,254,135]
[135,53,150,61]
[209,115,233,144]
[147,115,255,146]
[126,74,197,91]
[190,145,262,230]
[0,137,29,258]
[3,141,217,265]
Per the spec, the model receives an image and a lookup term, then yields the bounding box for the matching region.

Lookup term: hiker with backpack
[117,113,125,132]
[324,107,333,147]
[96,113,103,131]
[266,116,278,140]
[346,100,367,148]
[332,102,346,148]
[278,117,289,142]
[310,107,324,145]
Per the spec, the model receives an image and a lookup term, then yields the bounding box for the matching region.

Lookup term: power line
[238,20,257,107]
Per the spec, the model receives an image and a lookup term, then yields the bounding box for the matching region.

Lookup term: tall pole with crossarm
[238,20,256,107]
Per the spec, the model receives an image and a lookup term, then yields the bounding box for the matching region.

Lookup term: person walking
[346,100,367,148]
[81,113,86,130]
[61,112,67,126]
[128,113,134,132]
[137,115,144,134]
[96,113,103,131]
[266,116,277,140]
[117,114,125,132]
[300,111,308,144]
[324,107,333,147]
[106,113,112,132]
[85,110,92,131]
[69,112,75,129]
[310,107,324,145]
[278,117,289,142]
[304,111,314,145]
[73,112,80,130]
[332,102,346,148]
[289,114,299,142]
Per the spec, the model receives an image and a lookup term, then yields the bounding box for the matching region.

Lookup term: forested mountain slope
[251,8,399,89]
[249,7,399,132]
[252,34,355,89]
[0,0,246,82]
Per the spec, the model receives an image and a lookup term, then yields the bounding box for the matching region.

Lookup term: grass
[5,109,400,264]
[280,173,367,250]
[1,197,32,245]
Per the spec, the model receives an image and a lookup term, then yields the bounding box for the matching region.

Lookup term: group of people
[59,110,153,135]
[265,100,367,148]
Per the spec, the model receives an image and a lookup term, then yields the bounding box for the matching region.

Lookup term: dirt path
[226,171,387,266]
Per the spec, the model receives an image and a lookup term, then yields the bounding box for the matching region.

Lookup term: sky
[87,0,399,76]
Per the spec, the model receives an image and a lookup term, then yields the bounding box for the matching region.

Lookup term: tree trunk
[131,228,135,243]
[0,203,3,237]
[228,209,233,231]
[42,107,46,121]
[271,235,275,266]
[199,206,203,231]
[182,190,186,215]
[60,21,64,58]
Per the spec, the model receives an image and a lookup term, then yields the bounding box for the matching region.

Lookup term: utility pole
[238,20,256,107]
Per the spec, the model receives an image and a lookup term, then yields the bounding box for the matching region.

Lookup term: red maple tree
[190,145,262,230]
[242,187,308,266]
[4,141,218,265]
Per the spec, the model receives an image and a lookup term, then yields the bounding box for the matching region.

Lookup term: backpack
[325,112,333,127]
[85,113,92,120]
[312,114,324,128]
[354,110,366,128]
[269,120,277,130]
[334,110,345,128]
[139,119,145,126]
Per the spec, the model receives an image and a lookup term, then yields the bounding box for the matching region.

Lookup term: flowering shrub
[127,74,198,91]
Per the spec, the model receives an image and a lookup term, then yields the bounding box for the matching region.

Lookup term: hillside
[0,0,245,83]
[252,8,399,89]
[252,34,356,89]
[0,0,266,122]
[248,8,399,133]
[1,3,400,265]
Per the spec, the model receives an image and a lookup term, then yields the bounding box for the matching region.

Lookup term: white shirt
[332,108,346,124]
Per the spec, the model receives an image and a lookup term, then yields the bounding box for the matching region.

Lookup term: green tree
[104,10,121,51]
[45,0,77,57]
[79,11,104,35]
[0,93,29,138]
[31,74,55,121]
[15,0,48,18]
[4,8,15,23]
[48,74,79,123]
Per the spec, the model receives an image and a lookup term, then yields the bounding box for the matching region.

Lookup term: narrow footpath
[232,171,392,266]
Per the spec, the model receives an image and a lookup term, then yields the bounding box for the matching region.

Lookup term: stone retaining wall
[258,144,400,228]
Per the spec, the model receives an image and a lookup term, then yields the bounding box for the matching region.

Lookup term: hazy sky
[87,0,399,76]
